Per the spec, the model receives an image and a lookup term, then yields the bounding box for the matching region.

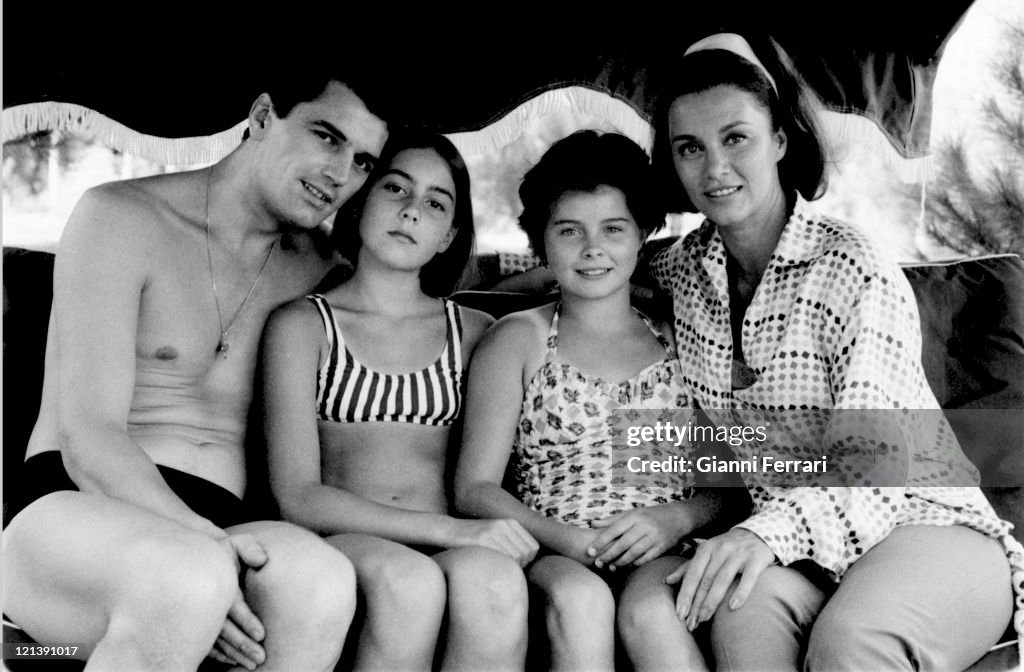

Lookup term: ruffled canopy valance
[2,2,973,177]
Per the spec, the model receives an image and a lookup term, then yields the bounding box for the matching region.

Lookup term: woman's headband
[683,32,778,94]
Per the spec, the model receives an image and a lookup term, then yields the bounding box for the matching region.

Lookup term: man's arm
[54,185,221,536]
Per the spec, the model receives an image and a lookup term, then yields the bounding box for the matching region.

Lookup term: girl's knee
[446,551,529,622]
[361,550,447,619]
[535,566,615,621]
[246,527,357,624]
[270,529,354,585]
[617,557,686,634]
[617,581,675,637]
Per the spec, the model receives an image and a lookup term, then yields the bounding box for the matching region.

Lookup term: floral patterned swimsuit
[512,303,694,528]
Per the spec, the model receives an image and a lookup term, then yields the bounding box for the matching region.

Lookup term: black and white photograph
[3,2,1024,670]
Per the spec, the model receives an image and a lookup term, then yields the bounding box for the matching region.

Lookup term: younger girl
[261,130,535,672]
[455,131,730,671]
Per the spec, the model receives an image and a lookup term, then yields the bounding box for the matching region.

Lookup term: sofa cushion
[6,248,1024,537]
[5,247,1023,668]
[903,255,1024,410]
[902,255,1024,538]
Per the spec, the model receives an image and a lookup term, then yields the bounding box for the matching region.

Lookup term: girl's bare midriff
[317,420,450,514]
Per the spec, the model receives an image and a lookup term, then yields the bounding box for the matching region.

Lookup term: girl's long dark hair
[333,128,475,297]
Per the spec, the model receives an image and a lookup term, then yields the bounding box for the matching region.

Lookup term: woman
[455,131,735,671]
[639,32,1023,670]
[261,130,534,672]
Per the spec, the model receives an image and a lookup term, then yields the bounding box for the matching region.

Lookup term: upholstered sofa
[4,246,1023,670]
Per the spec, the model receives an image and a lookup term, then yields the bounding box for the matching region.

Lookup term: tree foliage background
[920,19,1024,255]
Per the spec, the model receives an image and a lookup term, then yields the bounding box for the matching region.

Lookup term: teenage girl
[262,130,536,672]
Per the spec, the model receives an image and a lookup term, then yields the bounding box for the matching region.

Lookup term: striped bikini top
[306,294,464,426]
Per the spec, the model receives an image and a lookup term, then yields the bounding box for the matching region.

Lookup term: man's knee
[127,532,236,603]
[112,531,238,649]
[444,548,529,623]
[5,493,237,656]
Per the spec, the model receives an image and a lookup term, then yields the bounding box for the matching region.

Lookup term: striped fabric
[307,294,464,427]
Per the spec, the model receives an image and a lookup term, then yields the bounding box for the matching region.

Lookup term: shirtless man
[2,69,389,671]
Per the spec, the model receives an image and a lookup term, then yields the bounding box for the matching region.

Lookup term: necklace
[205,166,277,358]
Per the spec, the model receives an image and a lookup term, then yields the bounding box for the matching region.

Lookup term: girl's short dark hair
[332,128,475,297]
[651,35,828,215]
[517,130,662,263]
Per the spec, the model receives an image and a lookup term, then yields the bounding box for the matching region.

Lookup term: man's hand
[207,534,269,670]
[453,519,540,567]
[665,528,775,632]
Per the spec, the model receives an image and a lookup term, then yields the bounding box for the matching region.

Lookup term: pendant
[731,357,757,391]
[216,335,229,358]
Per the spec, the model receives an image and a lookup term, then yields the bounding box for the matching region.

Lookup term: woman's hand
[665,528,776,631]
[587,506,690,570]
[207,534,268,670]
[452,518,540,567]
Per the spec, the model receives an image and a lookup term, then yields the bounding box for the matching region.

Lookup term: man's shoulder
[64,173,201,250]
[83,171,195,211]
